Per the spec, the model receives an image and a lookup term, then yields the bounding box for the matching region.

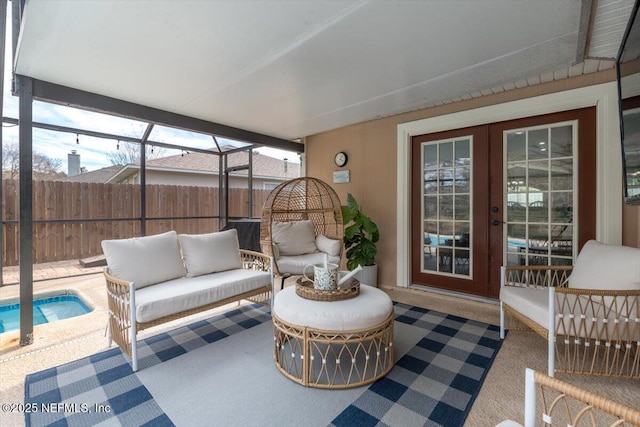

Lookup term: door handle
[492,219,504,226]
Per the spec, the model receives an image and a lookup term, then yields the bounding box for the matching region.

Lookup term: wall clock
[334,151,348,167]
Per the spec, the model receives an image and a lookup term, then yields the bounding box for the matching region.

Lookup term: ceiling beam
[28,78,304,153]
[577,0,594,62]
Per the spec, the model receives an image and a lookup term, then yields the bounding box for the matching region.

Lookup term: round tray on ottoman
[295,276,360,302]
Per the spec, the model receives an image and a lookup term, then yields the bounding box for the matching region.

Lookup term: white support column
[523,368,536,427]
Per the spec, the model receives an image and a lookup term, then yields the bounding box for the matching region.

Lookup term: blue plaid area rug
[24,303,503,427]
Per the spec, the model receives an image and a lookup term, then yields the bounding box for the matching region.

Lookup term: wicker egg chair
[260,177,343,289]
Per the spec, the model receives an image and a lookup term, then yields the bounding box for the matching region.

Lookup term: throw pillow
[101,231,186,288]
[178,229,242,277]
[568,240,640,290]
[316,234,341,257]
[272,220,318,256]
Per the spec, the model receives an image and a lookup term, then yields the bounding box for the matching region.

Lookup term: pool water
[0,294,92,333]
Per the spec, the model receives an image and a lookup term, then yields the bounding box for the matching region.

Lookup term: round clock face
[334,151,348,167]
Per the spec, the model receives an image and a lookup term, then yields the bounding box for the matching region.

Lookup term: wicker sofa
[102,229,273,371]
[500,240,640,378]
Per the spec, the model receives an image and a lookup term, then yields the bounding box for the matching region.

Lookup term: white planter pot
[355,264,378,287]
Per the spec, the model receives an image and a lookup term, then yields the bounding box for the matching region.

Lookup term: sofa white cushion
[272,220,317,256]
[134,269,271,323]
[179,229,242,277]
[277,252,341,275]
[273,285,392,330]
[316,234,341,257]
[102,231,186,289]
[568,240,640,291]
[500,286,550,330]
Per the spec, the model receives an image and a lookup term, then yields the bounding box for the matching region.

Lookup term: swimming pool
[0,292,93,333]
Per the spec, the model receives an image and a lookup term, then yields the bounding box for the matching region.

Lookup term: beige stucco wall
[306,69,640,288]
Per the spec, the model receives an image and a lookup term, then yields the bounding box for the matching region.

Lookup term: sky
[2,9,300,173]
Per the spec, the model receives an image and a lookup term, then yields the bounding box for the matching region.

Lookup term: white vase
[354,264,378,287]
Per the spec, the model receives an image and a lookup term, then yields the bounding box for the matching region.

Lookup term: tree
[107,141,164,165]
[2,139,64,179]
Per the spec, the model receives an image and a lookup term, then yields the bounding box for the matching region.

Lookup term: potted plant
[341,193,379,286]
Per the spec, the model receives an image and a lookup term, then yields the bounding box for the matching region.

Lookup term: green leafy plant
[341,193,379,270]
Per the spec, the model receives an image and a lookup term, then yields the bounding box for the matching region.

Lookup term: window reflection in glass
[528,128,549,160]
[507,132,526,162]
[550,159,573,191]
[550,125,572,158]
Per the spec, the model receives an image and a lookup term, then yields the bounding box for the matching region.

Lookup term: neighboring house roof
[57,165,123,183]
[146,151,300,178]
[108,152,300,183]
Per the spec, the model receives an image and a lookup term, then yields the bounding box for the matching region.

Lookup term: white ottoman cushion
[273,285,393,331]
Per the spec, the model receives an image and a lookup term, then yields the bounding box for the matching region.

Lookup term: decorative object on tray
[303,258,339,290]
[296,276,360,301]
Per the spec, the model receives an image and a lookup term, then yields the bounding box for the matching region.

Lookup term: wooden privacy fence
[1,179,271,266]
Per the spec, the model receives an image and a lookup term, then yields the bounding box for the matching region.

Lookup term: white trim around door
[397,81,622,288]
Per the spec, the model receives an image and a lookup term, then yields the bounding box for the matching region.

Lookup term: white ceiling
[13,0,636,142]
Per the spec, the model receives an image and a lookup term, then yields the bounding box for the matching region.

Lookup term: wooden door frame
[397,82,622,290]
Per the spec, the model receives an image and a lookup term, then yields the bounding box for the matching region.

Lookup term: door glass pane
[439,195,453,219]
[504,122,576,267]
[424,196,437,219]
[507,132,526,161]
[455,139,471,165]
[454,195,470,220]
[424,145,437,168]
[551,125,572,158]
[440,142,453,167]
[528,128,549,160]
[439,169,454,194]
[551,159,573,190]
[421,137,473,278]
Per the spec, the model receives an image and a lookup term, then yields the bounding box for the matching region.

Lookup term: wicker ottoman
[272,285,394,389]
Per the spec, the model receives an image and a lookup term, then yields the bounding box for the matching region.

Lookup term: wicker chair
[500,240,640,378]
[260,177,344,289]
[497,368,640,426]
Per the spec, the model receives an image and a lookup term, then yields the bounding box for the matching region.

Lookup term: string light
[76,134,79,144]
[116,140,120,150]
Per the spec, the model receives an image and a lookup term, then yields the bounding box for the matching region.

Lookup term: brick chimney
[67,150,81,176]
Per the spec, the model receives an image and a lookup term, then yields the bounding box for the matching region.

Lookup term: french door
[411,108,596,298]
